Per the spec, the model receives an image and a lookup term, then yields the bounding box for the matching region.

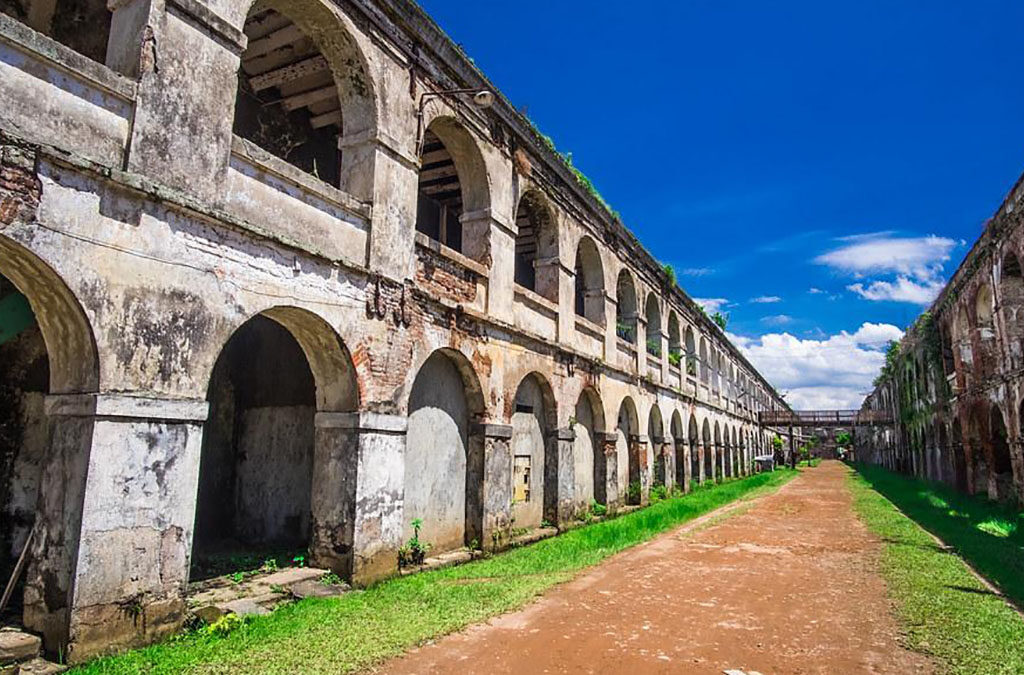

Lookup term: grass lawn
[75,469,796,674]
[849,464,1024,674]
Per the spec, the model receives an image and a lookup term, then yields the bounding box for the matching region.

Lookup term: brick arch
[0,236,98,393]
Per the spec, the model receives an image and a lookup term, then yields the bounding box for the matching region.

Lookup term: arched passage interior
[648,404,666,487]
[616,398,639,504]
[192,308,358,580]
[0,238,98,639]
[573,388,604,507]
[510,373,557,529]
[405,349,485,554]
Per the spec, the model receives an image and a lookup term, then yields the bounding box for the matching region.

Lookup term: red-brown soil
[382,461,933,674]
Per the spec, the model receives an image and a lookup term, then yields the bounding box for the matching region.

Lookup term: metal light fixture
[415,88,495,156]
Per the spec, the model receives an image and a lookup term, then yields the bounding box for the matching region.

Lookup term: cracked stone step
[0,629,40,664]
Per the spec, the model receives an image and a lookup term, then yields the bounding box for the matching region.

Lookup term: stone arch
[1000,251,1024,368]
[616,397,640,504]
[684,326,697,377]
[951,417,968,492]
[667,312,681,367]
[405,348,486,554]
[975,283,994,328]
[966,405,989,496]
[989,403,1014,501]
[0,239,100,645]
[699,336,709,384]
[713,420,723,481]
[192,306,359,580]
[234,0,378,198]
[644,292,662,357]
[416,116,492,260]
[671,410,685,489]
[574,386,605,506]
[574,236,606,325]
[722,424,732,478]
[702,418,713,481]
[648,404,666,487]
[688,413,700,484]
[615,270,638,344]
[513,191,559,301]
[510,372,558,528]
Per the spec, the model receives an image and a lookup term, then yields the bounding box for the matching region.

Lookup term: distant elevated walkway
[758,409,893,427]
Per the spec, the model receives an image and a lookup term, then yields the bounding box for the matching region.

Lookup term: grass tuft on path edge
[76,469,796,674]
[848,464,1024,674]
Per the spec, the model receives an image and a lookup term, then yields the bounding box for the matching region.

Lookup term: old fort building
[0,0,790,662]
[858,173,1024,507]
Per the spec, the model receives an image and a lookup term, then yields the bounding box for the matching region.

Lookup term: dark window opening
[417,129,463,252]
[234,7,341,186]
[1,0,110,63]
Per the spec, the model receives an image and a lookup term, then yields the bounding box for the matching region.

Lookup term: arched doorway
[648,404,666,488]
[406,349,485,554]
[671,411,685,490]
[510,373,557,529]
[689,414,700,485]
[951,418,968,493]
[574,388,604,508]
[617,398,640,504]
[714,421,723,481]
[192,308,358,580]
[990,404,1014,502]
[0,238,98,643]
[702,419,713,482]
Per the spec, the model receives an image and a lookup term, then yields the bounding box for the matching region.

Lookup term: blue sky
[420,1,1024,407]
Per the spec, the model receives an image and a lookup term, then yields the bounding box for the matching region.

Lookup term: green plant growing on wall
[712,312,728,330]
[662,263,677,286]
[668,350,682,367]
[646,337,662,356]
[398,518,431,568]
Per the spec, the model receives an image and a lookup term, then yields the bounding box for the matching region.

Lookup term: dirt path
[382,461,933,674]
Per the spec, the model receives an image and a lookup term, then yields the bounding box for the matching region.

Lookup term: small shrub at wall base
[398,518,431,568]
[650,484,667,502]
[627,481,642,503]
[589,499,607,517]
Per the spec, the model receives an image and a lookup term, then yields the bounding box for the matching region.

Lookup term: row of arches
[0,242,771,636]
[3,0,774,416]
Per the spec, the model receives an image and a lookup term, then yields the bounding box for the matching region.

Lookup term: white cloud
[694,297,728,313]
[808,287,825,294]
[761,314,793,326]
[728,322,904,409]
[680,267,714,277]
[750,295,781,304]
[815,234,956,281]
[847,277,944,305]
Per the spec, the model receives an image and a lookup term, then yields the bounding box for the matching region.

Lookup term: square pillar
[44,394,207,664]
[475,423,513,551]
[551,427,576,525]
[597,432,620,512]
[634,434,650,504]
[310,412,406,586]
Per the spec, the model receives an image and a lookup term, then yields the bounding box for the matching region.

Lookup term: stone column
[466,211,515,325]
[634,434,650,504]
[119,0,246,202]
[45,394,207,664]
[661,440,675,492]
[598,432,619,512]
[476,423,513,551]
[551,427,576,525]
[310,411,406,586]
